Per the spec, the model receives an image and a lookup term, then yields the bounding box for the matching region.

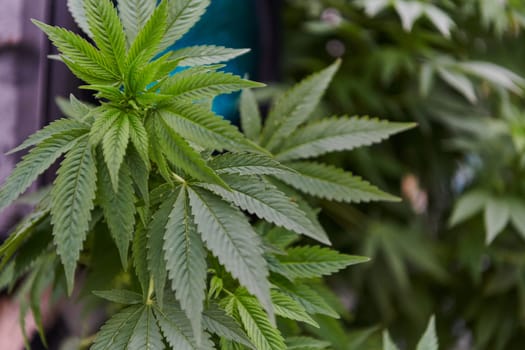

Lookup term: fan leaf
[164,187,207,344]
[67,0,93,38]
[97,160,135,268]
[187,187,273,319]
[0,131,82,212]
[275,161,398,203]
[240,88,262,142]
[32,20,118,83]
[158,0,211,53]
[132,224,149,297]
[125,0,168,67]
[84,0,127,73]
[203,303,255,349]
[147,193,176,307]
[51,136,97,294]
[102,113,130,191]
[91,305,143,350]
[235,293,286,350]
[170,45,249,67]
[93,289,143,305]
[118,0,157,44]
[159,103,263,154]
[127,113,150,169]
[199,174,330,245]
[271,277,339,318]
[154,116,228,188]
[7,118,88,155]
[154,296,214,350]
[161,71,263,102]
[208,153,293,176]
[274,246,369,280]
[276,116,415,162]
[261,61,340,151]
[128,307,164,350]
[271,289,319,327]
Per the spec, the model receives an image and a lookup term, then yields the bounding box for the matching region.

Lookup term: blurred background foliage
[274,0,525,349]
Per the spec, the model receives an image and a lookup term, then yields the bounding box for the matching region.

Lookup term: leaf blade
[84,0,127,73]
[276,116,415,162]
[240,88,262,142]
[51,137,97,294]
[160,71,263,102]
[235,293,286,350]
[91,305,143,350]
[449,190,489,227]
[7,118,88,155]
[209,153,292,176]
[118,0,157,44]
[164,187,207,343]
[147,193,176,307]
[155,117,227,188]
[0,132,82,212]
[171,45,250,67]
[102,113,130,191]
[97,160,135,268]
[128,307,164,350]
[125,0,168,66]
[415,316,438,350]
[484,198,510,244]
[383,331,400,350]
[275,246,369,279]
[160,103,262,154]
[67,0,93,37]
[158,0,211,53]
[199,174,330,245]
[261,61,340,151]
[32,19,118,83]
[154,296,214,350]
[187,187,273,319]
[271,289,318,327]
[93,289,143,305]
[275,161,398,203]
[203,303,255,349]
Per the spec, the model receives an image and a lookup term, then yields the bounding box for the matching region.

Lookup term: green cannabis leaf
[0,0,412,348]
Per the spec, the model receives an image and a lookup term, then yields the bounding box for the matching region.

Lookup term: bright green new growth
[0,0,413,349]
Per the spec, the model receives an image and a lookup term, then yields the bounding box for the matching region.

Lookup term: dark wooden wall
[0,0,88,235]
[0,0,49,234]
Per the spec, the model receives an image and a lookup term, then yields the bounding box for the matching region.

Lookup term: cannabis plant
[0,0,411,348]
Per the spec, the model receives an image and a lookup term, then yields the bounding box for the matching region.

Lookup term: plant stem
[171,172,186,184]
[146,277,155,305]
[80,334,97,348]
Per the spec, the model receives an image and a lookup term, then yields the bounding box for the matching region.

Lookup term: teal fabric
[169,1,259,120]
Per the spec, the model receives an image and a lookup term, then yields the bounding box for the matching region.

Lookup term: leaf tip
[30,18,43,27]
[385,194,402,202]
[404,122,418,130]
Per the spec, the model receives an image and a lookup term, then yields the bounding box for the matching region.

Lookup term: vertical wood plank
[0,0,49,233]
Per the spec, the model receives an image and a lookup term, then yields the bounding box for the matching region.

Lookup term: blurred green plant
[281,0,525,349]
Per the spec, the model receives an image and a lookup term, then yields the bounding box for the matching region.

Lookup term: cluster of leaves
[282,0,525,349]
[0,0,412,349]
